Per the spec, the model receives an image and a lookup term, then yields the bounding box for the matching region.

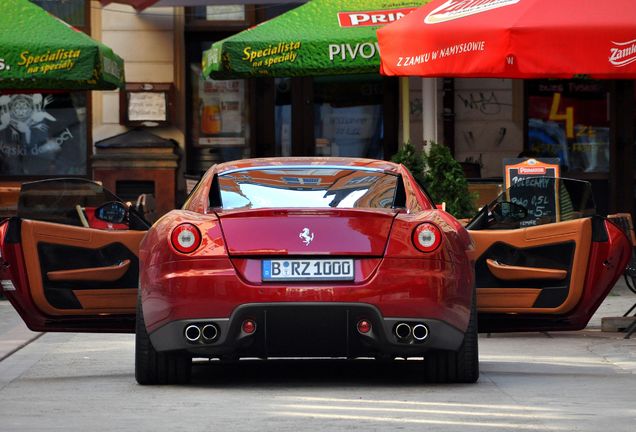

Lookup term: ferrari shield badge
[299,227,314,246]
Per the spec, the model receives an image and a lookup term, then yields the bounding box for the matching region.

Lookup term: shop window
[189,60,250,171]
[0,92,88,176]
[526,80,610,174]
[1,1,90,179]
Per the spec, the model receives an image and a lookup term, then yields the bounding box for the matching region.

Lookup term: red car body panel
[577,220,632,326]
[0,223,41,329]
[219,209,395,256]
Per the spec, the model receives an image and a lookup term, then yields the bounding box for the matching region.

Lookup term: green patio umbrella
[202,0,430,79]
[0,0,124,91]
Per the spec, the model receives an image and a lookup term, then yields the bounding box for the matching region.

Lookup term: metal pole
[401,76,410,145]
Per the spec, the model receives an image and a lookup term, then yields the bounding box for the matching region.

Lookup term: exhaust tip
[185,324,201,342]
[412,324,429,341]
[395,323,411,339]
[201,324,219,341]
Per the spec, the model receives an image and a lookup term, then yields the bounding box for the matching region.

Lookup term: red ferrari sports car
[137,158,477,384]
[0,157,630,386]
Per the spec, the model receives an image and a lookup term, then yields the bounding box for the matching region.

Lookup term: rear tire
[424,292,479,383]
[135,297,191,385]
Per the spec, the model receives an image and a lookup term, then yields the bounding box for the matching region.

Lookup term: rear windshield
[217,168,399,210]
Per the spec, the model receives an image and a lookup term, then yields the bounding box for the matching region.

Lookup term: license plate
[262,259,354,282]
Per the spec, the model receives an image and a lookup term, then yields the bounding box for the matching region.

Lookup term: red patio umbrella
[377,0,636,79]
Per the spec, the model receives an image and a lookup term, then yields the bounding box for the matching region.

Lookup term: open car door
[0,179,150,333]
[467,177,632,333]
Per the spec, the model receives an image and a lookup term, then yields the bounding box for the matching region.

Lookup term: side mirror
[95,201,128,224]
[492,201,528,221]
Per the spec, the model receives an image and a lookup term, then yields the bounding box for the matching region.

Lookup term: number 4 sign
[549,93,574,139]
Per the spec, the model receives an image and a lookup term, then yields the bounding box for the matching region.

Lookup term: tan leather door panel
[469,218,592,314]
[21,220,145,316]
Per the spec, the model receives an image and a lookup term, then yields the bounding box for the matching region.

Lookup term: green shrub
[391,142,426,186]
[392,142,476,218]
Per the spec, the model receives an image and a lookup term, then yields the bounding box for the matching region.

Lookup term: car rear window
[217,167,399,210]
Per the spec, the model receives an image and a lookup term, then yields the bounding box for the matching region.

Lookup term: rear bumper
[141,256,474,334]
[149,302,465,357]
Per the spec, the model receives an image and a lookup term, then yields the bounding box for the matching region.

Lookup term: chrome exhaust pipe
[395,323,411,339]
[412,324,429,341]
[201,324,218,341]
[185,325,201,342]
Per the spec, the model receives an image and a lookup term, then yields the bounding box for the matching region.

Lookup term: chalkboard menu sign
[504,158,560,189]
[503,158,560,225]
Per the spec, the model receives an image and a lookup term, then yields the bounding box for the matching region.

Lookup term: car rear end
[140,161,474,361]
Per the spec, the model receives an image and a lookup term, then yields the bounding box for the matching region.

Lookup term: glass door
[274,75,396,159]
[314,74,385,159]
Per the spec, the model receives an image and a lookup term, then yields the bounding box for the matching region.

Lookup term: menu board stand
[503,158,561,223]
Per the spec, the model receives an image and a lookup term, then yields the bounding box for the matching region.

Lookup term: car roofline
[219,165,392,176]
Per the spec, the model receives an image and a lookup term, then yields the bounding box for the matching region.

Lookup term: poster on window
[191,64,247,148]
[205,5,245,21]
[319,105,382,158]
[527,80,609,173]
[0,92,87,176]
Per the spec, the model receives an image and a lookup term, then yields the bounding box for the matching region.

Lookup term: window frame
[212,166,402,211]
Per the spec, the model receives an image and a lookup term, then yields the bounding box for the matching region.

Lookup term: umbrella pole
[401,77,410,146]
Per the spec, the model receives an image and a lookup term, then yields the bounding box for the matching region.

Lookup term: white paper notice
[128,92,167,122]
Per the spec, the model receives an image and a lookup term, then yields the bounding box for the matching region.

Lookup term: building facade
[1,1,633,220]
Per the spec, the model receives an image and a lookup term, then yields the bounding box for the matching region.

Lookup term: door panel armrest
[486,258,567,281]
[47,259,131,282]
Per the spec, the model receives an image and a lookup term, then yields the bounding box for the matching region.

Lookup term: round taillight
[171,223,201,254]
[413,223,442,253]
